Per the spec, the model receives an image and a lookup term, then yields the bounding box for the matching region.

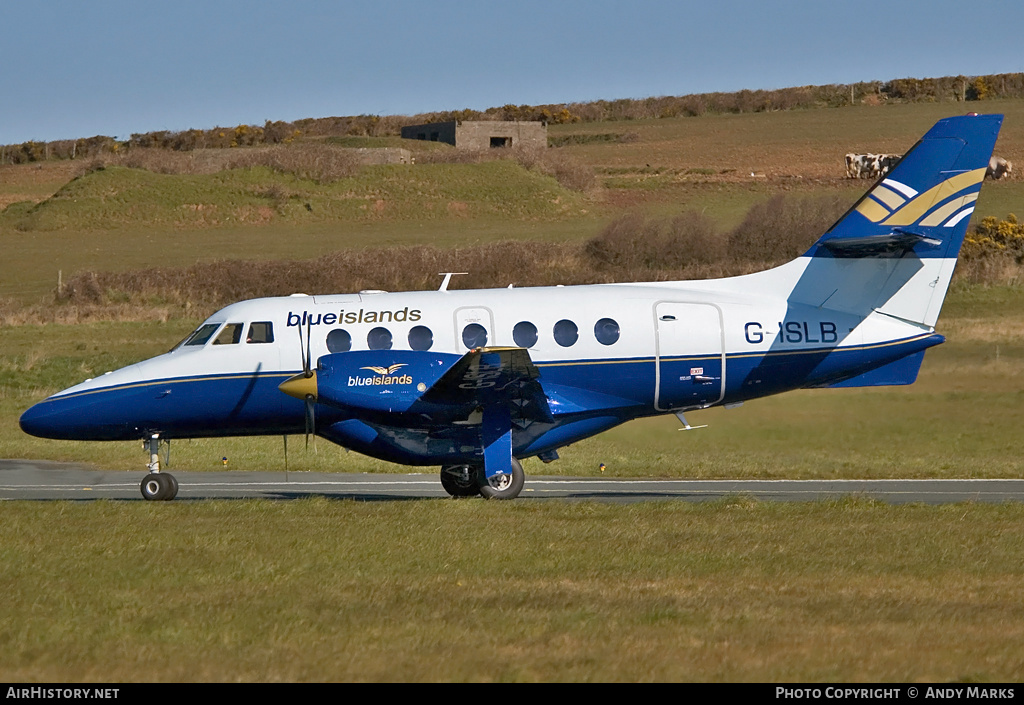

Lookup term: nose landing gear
[140,434,178,501]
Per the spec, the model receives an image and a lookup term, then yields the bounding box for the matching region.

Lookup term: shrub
[585,210,723,270]
[728,194,848,262]
[967,76,991,101]
[964,214,1024,259]
[38,207,1024,320]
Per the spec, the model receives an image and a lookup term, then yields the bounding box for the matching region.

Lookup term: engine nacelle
[314,350,462,414]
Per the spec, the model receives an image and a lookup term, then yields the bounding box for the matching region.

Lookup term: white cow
[986,156,1013,180]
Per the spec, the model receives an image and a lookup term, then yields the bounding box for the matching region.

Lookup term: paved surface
[3,459,1024,504]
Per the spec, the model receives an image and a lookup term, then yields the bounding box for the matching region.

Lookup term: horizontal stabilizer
[816,351,927,388]
[818,228,942,257]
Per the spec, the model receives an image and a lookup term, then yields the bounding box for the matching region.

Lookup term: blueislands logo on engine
[349,364,413,387]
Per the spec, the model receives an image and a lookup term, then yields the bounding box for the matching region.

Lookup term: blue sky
[2,0,1021,144]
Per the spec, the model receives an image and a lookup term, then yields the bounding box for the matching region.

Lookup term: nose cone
[278,372,318,401]
[20,399,74,440]
[20,351,195,442]
[19,392,137,441]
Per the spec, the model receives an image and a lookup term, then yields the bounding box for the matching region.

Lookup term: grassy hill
[0,157,594,302]
[2,100,1023,304]
[5,160,587,232]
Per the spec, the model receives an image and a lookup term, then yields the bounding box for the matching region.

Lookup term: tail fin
[798,113,1002,328]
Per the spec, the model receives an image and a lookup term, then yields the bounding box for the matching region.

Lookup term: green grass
[943,283,1024,318]
[550,99,1024,171]
[1,499,1022,681]
[0,160,79,209]
[6,161,587,232]
[0,159,595,303]
[548,132,633,147]
[0,217,605,303]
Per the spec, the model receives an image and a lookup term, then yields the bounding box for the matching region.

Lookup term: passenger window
[247,321,274,344]
[462,323,488,350]
[553,319,578,347]
[513,321,538,348]
[326,329,352,353]
[594,318,620,346]
[408,325,433,351]
[213,323,243,345]
[183,323,221,347]
[367,327,393,350]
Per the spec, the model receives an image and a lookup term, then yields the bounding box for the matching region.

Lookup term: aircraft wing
[419,347,554,425]
[300,346,554,425]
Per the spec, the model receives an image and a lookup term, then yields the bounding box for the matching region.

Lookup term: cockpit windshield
[181,323,222,348]
[170,320,276,351]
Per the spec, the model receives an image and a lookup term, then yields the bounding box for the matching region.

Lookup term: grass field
[552,100,1024,221]
[2,101,1024,682]
[1,499,1022,682]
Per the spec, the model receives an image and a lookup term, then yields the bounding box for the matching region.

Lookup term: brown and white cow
[845,153,902,179]
[845,153,876,179]
[878,154,902,176]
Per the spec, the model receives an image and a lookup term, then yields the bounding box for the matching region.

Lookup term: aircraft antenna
[283,435,288,475]
[438,272,468,291]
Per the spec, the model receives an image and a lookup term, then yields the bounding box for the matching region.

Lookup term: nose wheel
[141,472,178,501]
[140,433,178,501]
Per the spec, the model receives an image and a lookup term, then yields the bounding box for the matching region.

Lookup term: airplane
[19,113,1003,501]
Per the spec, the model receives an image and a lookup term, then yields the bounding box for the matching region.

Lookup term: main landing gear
[439,458,525,500]
[140,434,178,501]
[440,464,481,497]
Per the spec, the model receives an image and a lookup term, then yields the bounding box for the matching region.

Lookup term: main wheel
[440,464,482,498]
[477,457,525,500]
[165,473,179,500]
[140,473,176,501]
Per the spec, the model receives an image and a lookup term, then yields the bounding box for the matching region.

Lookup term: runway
[3,459,1023,503]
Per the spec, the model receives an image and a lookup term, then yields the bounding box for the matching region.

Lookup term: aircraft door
[454,307,495,351]
[655,302,725,411]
